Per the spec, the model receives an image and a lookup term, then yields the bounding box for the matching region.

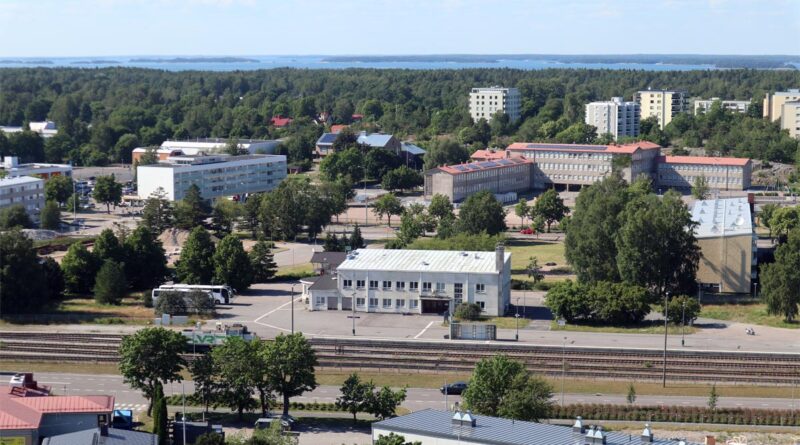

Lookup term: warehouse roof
[373,410,698,445]
[691,197,753,239]
[337,249,508,274]
[658,155,750,167]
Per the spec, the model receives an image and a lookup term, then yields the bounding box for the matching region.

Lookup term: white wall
[137,166,176,200]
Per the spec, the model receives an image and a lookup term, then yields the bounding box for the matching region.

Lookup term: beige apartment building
[636,89,689,129]
[691,198,756,294]
[469,87,521,123]
[693,98,751,114]
[780,101,800,138]
[505,141,662,189]
[763,89,800,121]
[0,175,45,218]
[424,157,533,202]
[584,97,640,140]
[656,155,751,191]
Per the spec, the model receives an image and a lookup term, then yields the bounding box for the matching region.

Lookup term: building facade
[506,141,662,189]
[694,98,751,114]
[0,176,45,217]
[136,154,287,201]
[692,198,756,294]
[763,89,800,121]
[636,89,689,129]
[423,157,534,202]
[584,97,640,140]
[469,87,521,123]
[780,101,800,138]
[1,157,71,180]
[309,247,512,317]
[0,121,58,138]
[132,138,281,163]
[656,156,752,191]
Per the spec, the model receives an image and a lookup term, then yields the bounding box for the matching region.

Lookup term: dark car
[440,381,468,395]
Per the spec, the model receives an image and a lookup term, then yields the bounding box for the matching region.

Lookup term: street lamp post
[681,301,686,347]
[515,297,520,341]
[561,337,567,405]
[290,283,296,334]
[662,291,670,388]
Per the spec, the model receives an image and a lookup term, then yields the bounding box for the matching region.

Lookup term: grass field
[0,295,154,325]
[550,320,700,335]
[275,262,315,280]
[701,303,799,329]
[507,239,570,283]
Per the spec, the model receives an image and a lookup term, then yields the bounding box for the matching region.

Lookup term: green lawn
[701,303,800,329]
[275,262,315,280]
[0,295,154,325]
[550,320,699,335]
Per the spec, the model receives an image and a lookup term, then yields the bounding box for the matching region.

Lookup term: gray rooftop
[373,410,699,445]
[42,428,156,445]
[691,197,753,239]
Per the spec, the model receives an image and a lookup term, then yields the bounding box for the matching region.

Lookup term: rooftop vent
[572,416,585,434]
[641,423,654,443]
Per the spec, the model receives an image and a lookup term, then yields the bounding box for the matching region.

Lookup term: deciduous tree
[39,200,61,230]
[213,234,253,290]
[61,242,100,294]
[372,193,404,227]
[533,189,567,232]
[760,229,800,322]
[176,226,216,284]
[141,188,174,234]
[456,190,506,236]
[93,175,123,213]
[123,226,169,290]
[212,336,258,420]
[336,373,374,422]
[261,333,318,417]
[0,204,33,229]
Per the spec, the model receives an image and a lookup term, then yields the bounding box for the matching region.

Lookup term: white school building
[305,246,512,317]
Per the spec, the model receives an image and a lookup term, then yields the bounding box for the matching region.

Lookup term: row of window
[315,297,487,311]
[661,165,742,172]
[659,174,743,184]
[342,279,481,295]
[538,163,612,172]
[524,152,614,161]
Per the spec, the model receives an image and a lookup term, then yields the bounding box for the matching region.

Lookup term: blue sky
[0,0,797,57]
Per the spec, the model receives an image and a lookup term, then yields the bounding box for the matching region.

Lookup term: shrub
[154,291,188,315]
[453,303,481,321]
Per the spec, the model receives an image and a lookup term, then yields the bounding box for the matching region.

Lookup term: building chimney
[495,243,505,273]
[505,150,511,159]
[99,424,109,437]
[641,423,654,443]
[572,416,585,434]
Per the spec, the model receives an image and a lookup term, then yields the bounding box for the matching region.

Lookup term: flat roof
[139,154,284,169]
[507,141,661,155]
[337,249,508,274]
[691,197,753,239]
[659,155,750,167]
[373,410,698,445]
[435,158,532,175]
[0,175,43,186]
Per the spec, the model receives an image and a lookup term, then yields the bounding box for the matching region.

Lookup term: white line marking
[414,321,435,339]
[253,297,302,333]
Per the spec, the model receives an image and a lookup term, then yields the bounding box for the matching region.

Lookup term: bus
[152,284,235,305]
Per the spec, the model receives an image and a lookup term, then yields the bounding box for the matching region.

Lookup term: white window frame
[476,283,486,294]
[396,299,406,308]
[356,280,365,290]
[356,297,366,307]
[382,298,392,308]
[410,300,419,309]
[409,282,419,291]
[369,298,378,307]
[396,281,405,290]
[343,279,353,289]
[422,282,432,292]
[382,281,392,290]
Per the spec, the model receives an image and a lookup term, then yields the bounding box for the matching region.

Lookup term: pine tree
[93,260,127,305]
[249,240,277,283]
[707,384,718,411]
[155,388,168,445]
[626,383,636,405]
[40,200,61,230]
[212,234,253,291]
[349,223,365,249]
[151,383,163,435]
[175,226,215,284]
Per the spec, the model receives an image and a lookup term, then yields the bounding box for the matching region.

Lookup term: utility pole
[681,300,686,347]
[662,291,670,388]
[561,336,567,405]
[290,284,296,334]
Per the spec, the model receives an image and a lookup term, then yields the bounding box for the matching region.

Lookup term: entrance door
[341,297,352,311]
[327,296,339,310]
[421,299,450,314]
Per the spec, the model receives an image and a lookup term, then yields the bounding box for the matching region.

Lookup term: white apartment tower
[584,97,640,140]
[469,87,521,123]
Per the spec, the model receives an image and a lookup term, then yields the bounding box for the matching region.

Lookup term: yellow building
[691,198,756,294]
[636,89,689,129]
[763,89,800,122]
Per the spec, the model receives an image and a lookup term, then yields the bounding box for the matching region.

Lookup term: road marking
[414,321,435,339]
[253,297,302,333]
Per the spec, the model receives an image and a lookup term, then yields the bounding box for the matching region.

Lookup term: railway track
[2,332,798,385]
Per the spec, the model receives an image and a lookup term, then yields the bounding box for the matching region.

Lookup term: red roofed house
[657,155,752,190]
[0,386,114,444]
[270,115,293,128]
[424,157,534,202]
[330,124,348,134]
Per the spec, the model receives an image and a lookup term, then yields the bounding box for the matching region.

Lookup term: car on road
[255,414,296,431]
[519,228,534,235]
[440,381,468,395]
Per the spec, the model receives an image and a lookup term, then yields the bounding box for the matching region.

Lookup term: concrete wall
[656,163,750,191]
[696,234,755,294]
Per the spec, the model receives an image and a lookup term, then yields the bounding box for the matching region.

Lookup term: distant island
[72,60,120,65]
[0,59,53,64]
[130,57,259,64]
[322,54,800,69]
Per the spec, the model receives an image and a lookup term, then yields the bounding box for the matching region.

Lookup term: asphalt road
[6,372,800,414]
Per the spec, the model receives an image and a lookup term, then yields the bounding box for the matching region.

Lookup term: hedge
[552,403,800,426]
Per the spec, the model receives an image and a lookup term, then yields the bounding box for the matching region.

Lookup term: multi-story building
[424,156,534,202]
[0,175,45,217]
[308,246,512,317]
[1,156,71,180]
[780,101,800,138]
[656,155,751,191]
[136,153,287,201]
[584,97,640,140]
[693,98,751,114]
[469,87,521,123]
[691,198,756,294]
[132,138,281,163]
[0,120,58,138]
[763,89,800,121]
[636,89,689,129]
[506,141,662,189]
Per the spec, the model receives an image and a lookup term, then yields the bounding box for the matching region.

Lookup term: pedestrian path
[114,403,146,412]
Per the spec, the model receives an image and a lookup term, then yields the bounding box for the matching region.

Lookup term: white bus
[152,284,235,305]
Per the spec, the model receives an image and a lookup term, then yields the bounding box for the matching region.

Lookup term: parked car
[255,414,296,431]
[519,228,534,235]
[440,381,468,395]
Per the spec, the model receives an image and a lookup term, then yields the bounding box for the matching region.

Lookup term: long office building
[691,197,756,294]
[0,175,45,217]
[132,138,281,163]
[636,89,689,129]
[693,98,751,114]
[657,155,752,191]
[307,246,512,317]
[584,97,640,140]
[469,87,521,123]
[506,141,662,189]
[136,153,286,201]
[424,156,534,202]
[763,89,800,121]
[1,156,71,180]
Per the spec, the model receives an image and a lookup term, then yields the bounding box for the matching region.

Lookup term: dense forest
[0,67,798,167]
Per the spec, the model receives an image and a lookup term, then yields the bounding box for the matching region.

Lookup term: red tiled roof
[658,155,750,167]
[506,141,661,154]
[330,125,348,134]
[470,149,525,161]
[270,116,293,127]
[0,391,114,430]
[351,114,363,120]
